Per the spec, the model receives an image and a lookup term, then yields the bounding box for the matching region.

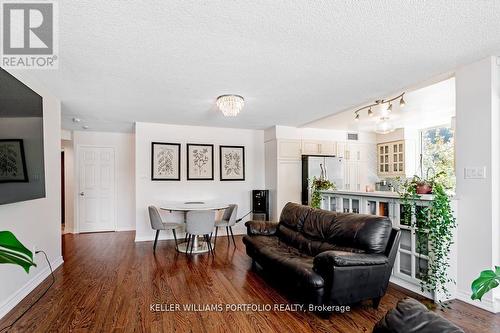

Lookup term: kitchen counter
[320,189,435,201]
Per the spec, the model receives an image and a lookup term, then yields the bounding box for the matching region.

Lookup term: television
[0,68,46,205]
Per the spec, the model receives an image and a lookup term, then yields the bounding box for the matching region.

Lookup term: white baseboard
[116,227,136,232]
[455,289,499,313]
[135,227,246,242]
[0,256,64,320]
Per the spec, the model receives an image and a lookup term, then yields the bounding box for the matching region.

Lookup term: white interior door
[78,147,116,233]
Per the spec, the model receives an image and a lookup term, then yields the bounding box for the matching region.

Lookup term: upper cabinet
[377,140,405,176]
[301,140,337,156]
[278,140,302,160]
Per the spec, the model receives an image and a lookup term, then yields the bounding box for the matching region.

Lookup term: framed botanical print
[220,145,245,181]
[151,142,181,181]
[187,144,214,180]
[0,139,28,183]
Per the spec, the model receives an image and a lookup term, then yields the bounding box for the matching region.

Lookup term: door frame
[75,144,118,233]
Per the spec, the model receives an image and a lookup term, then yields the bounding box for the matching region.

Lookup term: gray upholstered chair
[185,210,216,255]
[148,206,183,252]
[214,204,238,248]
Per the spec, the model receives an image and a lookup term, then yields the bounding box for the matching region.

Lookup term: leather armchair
[243,202,401,309]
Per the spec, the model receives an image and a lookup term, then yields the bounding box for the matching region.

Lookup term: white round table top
[160,201,229,211]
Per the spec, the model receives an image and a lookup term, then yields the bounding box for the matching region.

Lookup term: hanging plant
[397,173,456,305]
[310,176,335,209]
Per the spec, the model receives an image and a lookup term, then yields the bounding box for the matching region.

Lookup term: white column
[455,56,500,312]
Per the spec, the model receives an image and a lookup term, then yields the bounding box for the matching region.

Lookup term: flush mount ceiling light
[375,117,395,134]
[216,94,245,117]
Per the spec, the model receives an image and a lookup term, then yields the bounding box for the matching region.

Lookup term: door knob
[79,192,85,196]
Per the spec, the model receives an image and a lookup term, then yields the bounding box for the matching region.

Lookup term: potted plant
[0,231,36,273]
[397,173,456,305]
[471,266,500,301]
[310,177,335,209]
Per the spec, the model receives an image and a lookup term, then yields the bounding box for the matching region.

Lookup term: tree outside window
[421,125,455,190]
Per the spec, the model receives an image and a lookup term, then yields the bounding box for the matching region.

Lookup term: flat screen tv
[0,68,45,205]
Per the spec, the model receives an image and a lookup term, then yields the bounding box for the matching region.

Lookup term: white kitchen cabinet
[278,140,301,160]
[377,140,405,176]
[336,142,346,158]
[343,161,360,191]
[301,140,337,156]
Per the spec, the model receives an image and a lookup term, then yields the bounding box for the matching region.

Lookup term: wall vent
[347,133,359,141]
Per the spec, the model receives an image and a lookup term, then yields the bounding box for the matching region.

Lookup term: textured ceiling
[9,1,500,132]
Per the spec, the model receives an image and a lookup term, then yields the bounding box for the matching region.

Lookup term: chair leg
[172,229,179,251]
[229,226,236,246]
[185,233,191,254]
[190,235,195,255]
[214,227,218,248]
[226,227,230,246]
[372,297,382,309]
[153,230,160,252]
[206,234,214,255]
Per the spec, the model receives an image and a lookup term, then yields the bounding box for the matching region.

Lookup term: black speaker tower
[252,190,269,221]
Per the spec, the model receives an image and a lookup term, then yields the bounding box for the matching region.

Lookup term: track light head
[400,96,406,108]
[368,108,373,117]
[354,113,360,121]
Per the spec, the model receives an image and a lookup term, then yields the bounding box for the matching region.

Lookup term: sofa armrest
[313,250,388,271]
[244,220,279,236]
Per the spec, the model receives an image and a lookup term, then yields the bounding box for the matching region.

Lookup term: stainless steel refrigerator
[301,155,344,205]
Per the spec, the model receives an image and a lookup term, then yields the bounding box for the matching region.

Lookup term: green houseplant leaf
[471,266,500,301]
[0,231,36,273]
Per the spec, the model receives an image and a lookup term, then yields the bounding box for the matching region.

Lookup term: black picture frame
[186,143,214,180]
[0,139,28,183]
[151,142,181,181]
[219,145,245,181]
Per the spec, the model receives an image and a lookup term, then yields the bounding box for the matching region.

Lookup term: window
[420,125,455,190]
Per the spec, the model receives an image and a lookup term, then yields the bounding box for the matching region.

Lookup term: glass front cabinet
[320,192,437,297]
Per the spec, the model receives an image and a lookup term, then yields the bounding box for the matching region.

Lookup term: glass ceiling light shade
[379,103,391,117]
[216,94,245,117]
[375,117,395,134]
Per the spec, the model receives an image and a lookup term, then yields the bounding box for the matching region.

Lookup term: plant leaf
[471,268,500,301]
[0,231,36,273]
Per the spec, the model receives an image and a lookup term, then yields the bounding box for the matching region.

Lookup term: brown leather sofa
[243,202,401,307]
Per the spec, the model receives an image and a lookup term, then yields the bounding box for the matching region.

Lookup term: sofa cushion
[301,208,338,240]
[373,297,464,333]
[242,235,325,289]
[314,250,388,268]
[327,213,392,254]
[279,202,312,231]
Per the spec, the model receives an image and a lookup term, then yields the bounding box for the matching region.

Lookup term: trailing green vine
[310,177,335,209]
[397,173,456,305]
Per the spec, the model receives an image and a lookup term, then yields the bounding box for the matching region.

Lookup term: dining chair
[214,204,238,248]
[185,210,216,255]
[148,206,183,252]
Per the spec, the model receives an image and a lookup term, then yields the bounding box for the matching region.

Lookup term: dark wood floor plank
[0,231,499,333]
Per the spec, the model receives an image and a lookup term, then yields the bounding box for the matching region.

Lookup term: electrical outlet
[464,167,486,179]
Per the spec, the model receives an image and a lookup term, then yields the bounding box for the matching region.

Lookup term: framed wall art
[220,145,245,181]
[151,142,181,181]
[187,144,214,180]
[0,139,28,183]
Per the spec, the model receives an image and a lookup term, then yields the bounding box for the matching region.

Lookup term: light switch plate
[464,167,486,179]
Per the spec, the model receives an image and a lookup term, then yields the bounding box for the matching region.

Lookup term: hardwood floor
[1,231,499,332]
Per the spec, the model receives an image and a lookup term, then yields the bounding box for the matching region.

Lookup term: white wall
[72,131,136,232]
[0,72,62,319]
[62,139,75,233]
[135,122,265,242]
[455,56,500,312]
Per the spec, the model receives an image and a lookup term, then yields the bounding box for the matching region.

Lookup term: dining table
[160,201,229,254]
